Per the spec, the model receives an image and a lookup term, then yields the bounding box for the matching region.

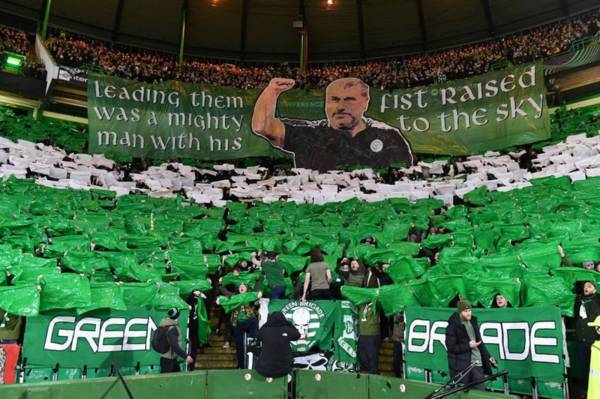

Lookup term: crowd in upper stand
[0,24,30,55]
[42,9,600,89]
[1,10,599,87]
[0,25,46,79]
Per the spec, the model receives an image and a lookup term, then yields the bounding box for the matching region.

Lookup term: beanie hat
[457,300,472,313]
[582,260,595,268]
[167,308,180,320]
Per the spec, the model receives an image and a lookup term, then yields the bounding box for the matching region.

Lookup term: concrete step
[379,348,393,356]
[208,334,226,343]
[379,355,393,363]
[196,360,238,369]
[197,353,237,361]
[202,346,237,355]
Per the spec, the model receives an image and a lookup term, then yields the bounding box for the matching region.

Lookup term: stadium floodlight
[2,52,25,74]
[6,55,22,67]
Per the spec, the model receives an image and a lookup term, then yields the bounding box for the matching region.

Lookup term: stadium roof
[0,0,598,62]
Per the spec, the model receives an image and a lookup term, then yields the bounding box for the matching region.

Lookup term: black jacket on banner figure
[255,311,301,378]
[252,77,414,171]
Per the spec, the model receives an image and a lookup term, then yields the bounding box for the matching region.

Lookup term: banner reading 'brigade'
[404,306,564,381]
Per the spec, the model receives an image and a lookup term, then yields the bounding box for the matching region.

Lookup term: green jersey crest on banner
[268,300,358,370]
[277,300,332,352]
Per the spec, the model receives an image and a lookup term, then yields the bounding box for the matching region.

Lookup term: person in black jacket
[185,288,205,370]
[445,300,496,390]
[255,311,301,379]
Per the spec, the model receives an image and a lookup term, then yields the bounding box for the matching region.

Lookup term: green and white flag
[269,300,337,353]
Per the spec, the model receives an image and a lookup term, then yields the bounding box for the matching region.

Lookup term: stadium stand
[44,9,600,89]
[2,3,600,399]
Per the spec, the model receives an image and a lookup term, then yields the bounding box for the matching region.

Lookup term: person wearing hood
[158,308,194,373]
[445,300,496,390]
[256,311,301,378]
[574,280,600,391]
[491,293,512,308]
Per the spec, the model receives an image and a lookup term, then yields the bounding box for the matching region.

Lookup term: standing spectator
[341,259,366,287]
[255,251,288,299]
[390,312,405,378]
[574,281,600,391]
[301,248,332,301]
[357,302,381,374]
[155,308,194,373]
[586,315,600,398]
[0,310,22,343]
[255,311,301,379]
[185,288,204,370]
[491,293,512,308]
[445,301,495,390]
[230,284,259,368]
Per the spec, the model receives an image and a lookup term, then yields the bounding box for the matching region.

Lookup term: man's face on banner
[325,79,369,131]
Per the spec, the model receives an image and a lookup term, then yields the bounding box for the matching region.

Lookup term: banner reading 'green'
[22,308,188,369]
[404,306,564,381]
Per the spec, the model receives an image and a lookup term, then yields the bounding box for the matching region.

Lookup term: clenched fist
[267,78,295,94]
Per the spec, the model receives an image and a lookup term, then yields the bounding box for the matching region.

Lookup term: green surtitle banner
[87,64,549,163]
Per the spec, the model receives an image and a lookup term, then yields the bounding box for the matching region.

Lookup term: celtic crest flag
[331,300,358,367]
[268,300,338,353]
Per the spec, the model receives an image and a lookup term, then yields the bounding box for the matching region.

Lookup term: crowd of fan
[0,25,47,79]
[45,9,600,89]
[0,25,30,55]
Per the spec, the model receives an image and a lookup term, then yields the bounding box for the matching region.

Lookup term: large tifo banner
[268,300,358,372]
[87,63,549,169]
[405,306,564,381]
[22,308,188,369]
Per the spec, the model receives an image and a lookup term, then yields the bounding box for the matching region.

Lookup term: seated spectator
[255,311,300,379]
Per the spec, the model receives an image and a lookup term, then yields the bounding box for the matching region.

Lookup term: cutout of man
[252,77,414,171]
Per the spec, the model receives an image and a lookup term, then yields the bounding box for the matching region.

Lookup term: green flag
[0,283,40,316]
[268,300,338,353]
[40,274,92,312]
[217,292,260,314]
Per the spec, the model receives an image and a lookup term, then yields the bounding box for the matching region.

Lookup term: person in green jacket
[0,310,22,343]
[358,302,381,374]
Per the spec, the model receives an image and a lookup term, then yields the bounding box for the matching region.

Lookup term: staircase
[378,340,395,376]
[195,307,238,370]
